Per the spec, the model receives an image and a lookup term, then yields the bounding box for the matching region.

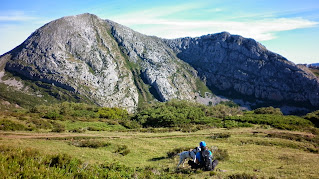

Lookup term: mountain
[0,13,318,113]
[164,33,319,112]
[0,13,205,112]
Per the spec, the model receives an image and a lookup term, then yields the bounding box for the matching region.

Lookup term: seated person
[188,141,218,171]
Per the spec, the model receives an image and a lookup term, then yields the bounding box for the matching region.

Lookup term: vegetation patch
[167,147,193,158]
[0,119,26,131]
[212,148,230,161]
[210,133,231,139]
[227,173,257,179]
[304,110,319,127]
[266,132,319,148]
[254,106,283,115]
[70,139,111,148]
[239,138,318,153]
[51,122,66,133]
[226,113,313,131]
[135,100,242,128]
[114,144,130,156]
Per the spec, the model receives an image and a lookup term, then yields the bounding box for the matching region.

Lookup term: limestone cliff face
[1,13,202,111]
[106,20,199,102]
[4,14,139,111]
[164,32,319,108]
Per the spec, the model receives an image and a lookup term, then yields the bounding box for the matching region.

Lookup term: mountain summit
[0,13,318,113]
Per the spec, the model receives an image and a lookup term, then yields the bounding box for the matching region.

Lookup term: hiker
[188,141,218,171]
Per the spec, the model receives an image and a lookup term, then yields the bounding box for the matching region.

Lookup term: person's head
[199,141,207,150]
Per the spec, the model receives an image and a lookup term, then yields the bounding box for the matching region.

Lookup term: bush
[135,100,241,128]
[70,128,86,133]
[44,111,63,120]
[304,110,319,127]
[167,147,192,158]
[71,140,110,148]
[213,148,229,161]
[210,133,231,139]
[114,145,130,156]
[27,118,52,129]
[0,145,184,178]
[87,126,105,131]
[98,107,129,120]
[119,120,142,129]
[227,173,257,179]
[51,122,65,133]
[254,107,283,115]
[206,104,243,118]
[226,114,313,131]
[0,119,26,131]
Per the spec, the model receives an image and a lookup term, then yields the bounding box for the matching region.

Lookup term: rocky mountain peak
[0,13,318,113]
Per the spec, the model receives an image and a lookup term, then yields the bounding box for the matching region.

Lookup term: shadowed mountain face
[0,13,318,113]
[164,33,319,110]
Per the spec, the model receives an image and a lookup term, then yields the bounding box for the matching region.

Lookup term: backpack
[200,150,212,171]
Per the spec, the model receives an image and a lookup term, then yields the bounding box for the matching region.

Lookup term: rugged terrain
[0,13,318,113]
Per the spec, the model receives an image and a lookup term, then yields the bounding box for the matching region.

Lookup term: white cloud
[108,6,318,41]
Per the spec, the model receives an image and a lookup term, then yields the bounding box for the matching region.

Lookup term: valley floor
[1,127,318,178]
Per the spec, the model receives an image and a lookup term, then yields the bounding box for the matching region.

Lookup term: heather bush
[254,106,283,115]
[0,119,26,131]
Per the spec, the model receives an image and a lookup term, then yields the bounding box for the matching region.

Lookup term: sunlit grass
[1,127,318,178]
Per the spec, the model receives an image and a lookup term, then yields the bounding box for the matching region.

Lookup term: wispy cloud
[0,11,38,22]
[108,5,318,41]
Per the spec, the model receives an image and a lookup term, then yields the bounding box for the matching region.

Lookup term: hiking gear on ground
[200,149,212,171]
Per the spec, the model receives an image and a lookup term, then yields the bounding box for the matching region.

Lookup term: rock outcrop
[164,32,319,109]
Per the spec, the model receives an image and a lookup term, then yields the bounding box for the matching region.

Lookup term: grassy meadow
[0,101,319,178]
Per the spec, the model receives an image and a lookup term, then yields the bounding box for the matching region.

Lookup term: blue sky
[1,0,318,64]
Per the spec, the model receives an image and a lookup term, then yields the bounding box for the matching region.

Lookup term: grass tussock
[114,145,130,156]
[70,139,111,148]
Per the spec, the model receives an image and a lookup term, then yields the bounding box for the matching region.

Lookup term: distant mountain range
[0,13,318,114]
[310,63,319,67]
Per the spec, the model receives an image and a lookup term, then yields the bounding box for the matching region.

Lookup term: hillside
[0,13,319,113]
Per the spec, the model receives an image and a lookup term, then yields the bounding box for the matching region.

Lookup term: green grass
[0,101,319,178]
[60,120,126,131]
[1,127,319,178]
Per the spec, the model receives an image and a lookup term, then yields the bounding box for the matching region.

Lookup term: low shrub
[0,145,184,178]
[227,173,257,179]
[254,106,283,115]
[45,153,81,169]
[27,118,52,129]
[0,119,26,131]
[114,145,130,156]
[87,126,105,131]
[44,111,63,120]
[167,147,192,158]
[223,120,253,129]
[226,114,313,131]
[51,122,65,133]
[119,120,142,129]
[210,133,231,139]
[212,148,229,161]
[266,132,319,147]
[70,128,86,133]
[304,110,319,127]
[98,107,129,120]
[71,139,110,148]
